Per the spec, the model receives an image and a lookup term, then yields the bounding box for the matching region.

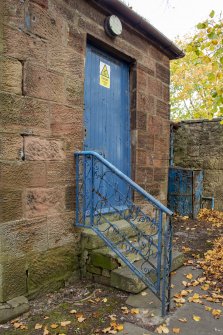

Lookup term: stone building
[0,0,183,307]
[173,119,223,211]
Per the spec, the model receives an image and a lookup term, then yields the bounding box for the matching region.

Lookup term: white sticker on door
[100,61,110,88]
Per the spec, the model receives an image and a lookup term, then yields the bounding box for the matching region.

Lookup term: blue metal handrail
[75,151,173,216]
[75,150,173,316]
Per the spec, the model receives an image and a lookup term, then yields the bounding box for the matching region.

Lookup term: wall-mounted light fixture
[104,15,122,37]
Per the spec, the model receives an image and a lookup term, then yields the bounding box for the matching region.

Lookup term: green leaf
[209,10,215,18]
[220,57,223,65]
[197,22,207,29]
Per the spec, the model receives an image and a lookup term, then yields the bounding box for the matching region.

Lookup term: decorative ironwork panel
[75,151,173,316]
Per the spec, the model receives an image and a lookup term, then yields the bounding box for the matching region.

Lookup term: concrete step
[110,250,185,293]
[81,219,154,250]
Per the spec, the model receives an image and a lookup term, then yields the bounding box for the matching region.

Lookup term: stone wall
[173,119,223,211]
[0,0,171,301]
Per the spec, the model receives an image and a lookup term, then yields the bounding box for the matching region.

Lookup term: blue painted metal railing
[75,151,173,316]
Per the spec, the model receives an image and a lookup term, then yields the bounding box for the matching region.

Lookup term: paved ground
[119,265,223,335]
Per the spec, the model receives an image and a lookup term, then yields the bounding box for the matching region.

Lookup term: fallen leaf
[43,326,49,335]
[102,298,108,302]
[13,323,23,329]
[130,308,139,314]
[193,315,201,322]
[50,324,59,329]
[205,306,212,311]
[178,318,187,323]
[173,328,180,334]
[186,273,193,280]
[35,323,43,330]
[20,325,28,330]
[43,316,49,320]
[77,316,86,323]
[182,281,188,287]
[109,314,117,321]
[69,309,77,314]
[141,291,148,296]
[61,321,71,327]
[155,324,169,334]
[212,309,221,318]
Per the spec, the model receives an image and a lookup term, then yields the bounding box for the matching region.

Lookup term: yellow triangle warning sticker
[100,61,110,88]
[101,64,109,78]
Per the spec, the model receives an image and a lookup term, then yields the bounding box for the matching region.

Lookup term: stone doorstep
[0,296,29,324]
[81,219,152,250]
[91,250,185,294]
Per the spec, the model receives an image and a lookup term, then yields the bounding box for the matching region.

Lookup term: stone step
[110,250,185,293]
[81,219,154,250]
[87,238,158,271]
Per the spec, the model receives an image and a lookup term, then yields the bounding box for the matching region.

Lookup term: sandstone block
[27,245,80,293]
[2,0,25,28]
[156,63,170,84]
[47,213,80,249]
[147,75,162,99]
[0,57,22,94]
[0,217,48,259]
[26,2,66,42]
[156,100,170,119]
[24,187,65,218]
[0,92,50,133]
[0,134,22,160]
[68,26,85,54]
[24,137,65,161]
[65,75,84,107]
[48,44,84,76]
[30,0,48,9]
[137,131,154,151]
[24,63,65,103]
[0,190,23,223]
[137,92,155,114]
[0,296,29,324]
[2,25,47,64]
[65,185,76,211]
[0,258,27,302]
[162,83,169,102]
[47,161,75,186]
[1,161,47,189]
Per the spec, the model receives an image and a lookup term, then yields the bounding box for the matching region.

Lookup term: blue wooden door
[84,43,130,212]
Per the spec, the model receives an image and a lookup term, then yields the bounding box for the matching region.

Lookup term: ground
[0,209,222,334]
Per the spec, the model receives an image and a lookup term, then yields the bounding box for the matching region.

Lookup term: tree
[171,11,223,121]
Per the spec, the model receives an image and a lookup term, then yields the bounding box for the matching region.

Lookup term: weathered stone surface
[1,161,47,189]
[47,213,80,249]
[90,252,120,270]
[86,264,102,275]
[24,63,65,102]
[24,137,65,161]
[0,57,22,94]
[0,296,29,324]
[0,134,22,160]
[0,92,50,133]
[0,258,27,302]
[48,44,84,76]
[47,161,75,185]
[0,217,48,258]
[26,2,66,42]
[0,189,23,222]
[50,104,83,137]
[27,245,80,294]
[2,25,47,63]
[65,75,84,107]
[24,187,65,218]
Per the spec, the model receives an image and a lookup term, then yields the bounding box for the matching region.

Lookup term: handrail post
[156,210,163,294]
[90,155,94,226]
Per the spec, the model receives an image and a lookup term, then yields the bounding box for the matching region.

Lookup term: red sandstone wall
[0,0,171,301]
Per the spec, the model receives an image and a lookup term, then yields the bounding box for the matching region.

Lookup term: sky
[124,0,223,40]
